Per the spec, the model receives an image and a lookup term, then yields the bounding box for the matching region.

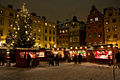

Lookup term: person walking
[73,54,77,64]
[55,54,59,66]
[115,50,120,69]
[78,53,82,64]
[27,53,31,67]
[108,55,111,66]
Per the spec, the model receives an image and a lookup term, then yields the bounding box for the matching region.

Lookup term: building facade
[57,16,86,48]
[86,5,105,47]
[0,5,16,46]
[57,21,70,48]
[104,7,120,47]
[69,16,86,48]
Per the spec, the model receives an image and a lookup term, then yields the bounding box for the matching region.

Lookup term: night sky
[0,0,120,22]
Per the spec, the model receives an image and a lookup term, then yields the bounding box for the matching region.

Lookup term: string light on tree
[6,3,35,48]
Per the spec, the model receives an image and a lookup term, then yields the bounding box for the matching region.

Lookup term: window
[88,26,91,29]
[49,24,51,27]
[106,28,110,32]
[98,32,102,38]
[0,30,3,36]
[53,25,55,28]
[112,19,116,23]
[45,29,47,33]
[38,36,40,40]
[49,37,51,41]
[0,10,3,15]
[49,30,51,34]
[53,37,55,41]
[109,13,112,16]
[113,34,118,40]
[45,36,47,41]
[88,34,91,38]
[53,30,55,34]
[63,30,65,33]
[9,12,13,17]
[66,30,68,32]
[0,17,4,25]
[70,37,72,42]
[95,17,98,21]
[113,25,117,31]
[107,35,110,40]
[93,32,96,38]
[98,24,101,28]
[45,23,47,26]
[106,21,109,24]
[90,19,93,22]
[45,44,47,48]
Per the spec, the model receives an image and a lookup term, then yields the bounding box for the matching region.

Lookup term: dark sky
[0,0,120,22]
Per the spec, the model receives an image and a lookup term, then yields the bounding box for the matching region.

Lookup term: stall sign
[36,52,45,57]
[94,51,112,59]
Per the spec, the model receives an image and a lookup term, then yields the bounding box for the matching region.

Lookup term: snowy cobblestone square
[0,62,119,80]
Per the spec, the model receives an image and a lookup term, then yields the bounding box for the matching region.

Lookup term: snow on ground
[0,62,119,80]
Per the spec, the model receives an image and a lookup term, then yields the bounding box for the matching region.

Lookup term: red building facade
[86,5,105,47]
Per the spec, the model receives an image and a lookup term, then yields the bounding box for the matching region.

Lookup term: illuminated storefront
[94,50,112,59]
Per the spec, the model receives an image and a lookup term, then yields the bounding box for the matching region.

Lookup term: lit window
[90,19,93,22]
[73,22,75,25]
[98,32,102,38]
[53,25,55,28]
[95,17,98,21]
[49,24,51,27]
[34,21,37,23]
[45,23,47,26]
[113,25,117,31]
[66,30,68,32]
[0,10,3,14]
[38,29,41,32]
[106,21,109,24]
[66,24,68,26]
[63,30,65,33]
[106,28,110,32]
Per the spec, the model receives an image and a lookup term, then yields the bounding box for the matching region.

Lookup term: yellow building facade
[0,5,16,46]
[0,5,57,49]
[43,20,56,49]
[104,7,120,47]
[31,16,57,49]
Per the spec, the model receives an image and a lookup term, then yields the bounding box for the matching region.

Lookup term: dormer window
[95,17,98,21]
[90,19,93,22]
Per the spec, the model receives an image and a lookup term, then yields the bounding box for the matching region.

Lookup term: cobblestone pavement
[0,62,119,80]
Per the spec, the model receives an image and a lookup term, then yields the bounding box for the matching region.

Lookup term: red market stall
[87,44,118,64]
[16,48,40,67]
[69,47,87,61]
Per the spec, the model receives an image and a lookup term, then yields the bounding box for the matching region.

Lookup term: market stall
[16,48,40,67]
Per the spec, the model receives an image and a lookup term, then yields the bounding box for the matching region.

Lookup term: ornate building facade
[69,16,86,47]
[86,5,105,47]
[104,7,120,47]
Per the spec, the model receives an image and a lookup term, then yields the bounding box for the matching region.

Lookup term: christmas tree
[6,3,35,48]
